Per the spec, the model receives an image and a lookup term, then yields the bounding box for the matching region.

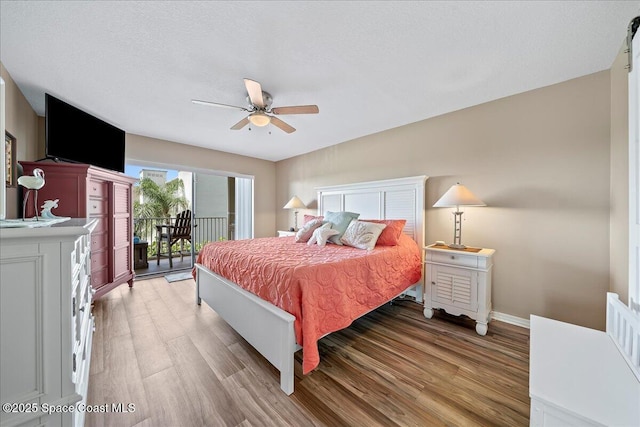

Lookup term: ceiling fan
[192,78,319,134]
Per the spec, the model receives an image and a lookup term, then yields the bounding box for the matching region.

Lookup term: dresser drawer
[91,267,108,289]
[89,179,106,198]
[91,232,108,251]
[430,251,478,268]
[91,249,108,270]
[89,199,108,215]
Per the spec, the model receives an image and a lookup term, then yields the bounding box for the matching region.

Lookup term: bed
[194,175,427,394]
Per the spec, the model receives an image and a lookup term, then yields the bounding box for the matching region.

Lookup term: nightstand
[423,244,495,335]
[277,230,296,237]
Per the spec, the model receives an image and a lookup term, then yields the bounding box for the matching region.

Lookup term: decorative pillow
[303,214,324,225]
[323,211,360,245]
[340,220,387,250]
[361,219,407,246]
[295,218,324,243]
[307,223,339,247]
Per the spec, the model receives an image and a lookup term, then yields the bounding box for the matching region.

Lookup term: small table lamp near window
[433,183,486,249]
[283,195,306,231]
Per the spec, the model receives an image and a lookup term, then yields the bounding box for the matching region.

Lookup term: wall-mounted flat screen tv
[45,93,125,173]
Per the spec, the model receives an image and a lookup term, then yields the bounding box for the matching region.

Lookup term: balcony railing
[133,216,229,257]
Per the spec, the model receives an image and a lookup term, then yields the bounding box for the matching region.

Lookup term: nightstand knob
[451,255,455,260]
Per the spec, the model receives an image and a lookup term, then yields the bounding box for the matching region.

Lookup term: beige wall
[126,134,276,238]
[610,44,630,302]
[1,62,39,218]
[277,71,613,330]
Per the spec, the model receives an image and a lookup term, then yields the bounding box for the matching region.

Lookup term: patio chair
[156,210,196,268]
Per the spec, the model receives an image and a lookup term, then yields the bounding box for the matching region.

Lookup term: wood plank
[128,314,173,379]
[141,367,202,427]
[143,294,185,343]
[165,334,247,426]
[178,313,246,379]
[119,279,150,320]
[100,289,131,340]
[227,341,324,426]
[99,332,149,426]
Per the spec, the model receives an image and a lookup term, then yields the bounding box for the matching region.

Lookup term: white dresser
[0,219,97,427]
[529,293,640,426]
[423,244,495,335]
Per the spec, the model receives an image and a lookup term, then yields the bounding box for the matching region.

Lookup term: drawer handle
[451,255,455,260]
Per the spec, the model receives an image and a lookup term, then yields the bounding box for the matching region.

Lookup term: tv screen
[45,93,125,173]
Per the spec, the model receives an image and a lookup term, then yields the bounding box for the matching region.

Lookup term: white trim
[315,175,429,193]
[126,158,255,180]
[235,176,254,240]
[630,26,640,314]
[491,310,530,329]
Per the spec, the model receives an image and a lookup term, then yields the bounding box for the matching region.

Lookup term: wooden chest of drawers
[21,162,137,298]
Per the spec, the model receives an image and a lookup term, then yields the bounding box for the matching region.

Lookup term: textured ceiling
[1,1,639,161]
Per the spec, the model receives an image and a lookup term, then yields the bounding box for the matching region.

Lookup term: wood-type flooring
[86,277,530,427]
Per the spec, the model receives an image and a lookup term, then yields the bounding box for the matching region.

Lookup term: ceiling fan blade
[244,78,265,108]
[192,99,248,112]
[270,116,296,134]
[271,105,319,115]
[230,117,250,130]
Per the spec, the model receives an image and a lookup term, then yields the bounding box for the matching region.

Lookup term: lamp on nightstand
[283,195,306,231]
[433,183,486,249]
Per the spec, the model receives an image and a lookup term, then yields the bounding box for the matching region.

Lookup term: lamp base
[447,243,467,249]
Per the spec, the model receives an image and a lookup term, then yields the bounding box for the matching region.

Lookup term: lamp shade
[283,195,306,210]
[433,183,486,208]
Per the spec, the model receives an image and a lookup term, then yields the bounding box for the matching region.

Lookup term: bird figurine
[18,168,45,221]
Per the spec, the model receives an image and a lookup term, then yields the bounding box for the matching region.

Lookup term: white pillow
[307,223,340,247]
[340,220,387,250]
[295,218,324,243]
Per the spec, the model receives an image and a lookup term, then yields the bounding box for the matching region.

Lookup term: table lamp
[433,183,485,249]
[283,195,306,231]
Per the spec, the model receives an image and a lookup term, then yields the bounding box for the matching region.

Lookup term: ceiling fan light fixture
[248,112,271,127]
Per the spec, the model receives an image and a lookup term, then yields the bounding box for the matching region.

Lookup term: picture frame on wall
[5,131,16,188]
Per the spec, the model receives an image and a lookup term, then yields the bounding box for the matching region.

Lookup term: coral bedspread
[194,233,422,374]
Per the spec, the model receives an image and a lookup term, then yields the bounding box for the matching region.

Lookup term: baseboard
[491,311,530,329]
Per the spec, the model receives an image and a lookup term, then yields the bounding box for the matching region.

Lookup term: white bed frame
[195,175,427,394]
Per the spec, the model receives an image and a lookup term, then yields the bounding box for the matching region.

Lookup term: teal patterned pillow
[323,211,360,245]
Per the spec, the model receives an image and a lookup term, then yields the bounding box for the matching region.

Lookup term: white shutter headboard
[316,175,428,251]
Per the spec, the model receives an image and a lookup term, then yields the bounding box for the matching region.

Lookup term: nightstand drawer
[430,251,478,268]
